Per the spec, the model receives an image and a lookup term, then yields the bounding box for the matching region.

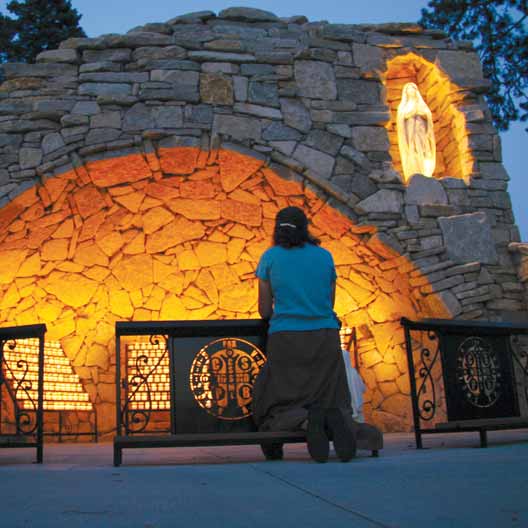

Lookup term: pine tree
[0,0,86,63]
[420,0,528,132]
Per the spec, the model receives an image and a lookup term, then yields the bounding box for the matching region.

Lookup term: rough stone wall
[0,7,526,436]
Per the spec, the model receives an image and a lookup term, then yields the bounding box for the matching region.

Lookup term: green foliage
[0,0,85,63]
[420,0,528,132]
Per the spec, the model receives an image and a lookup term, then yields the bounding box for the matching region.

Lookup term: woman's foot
[307,407,329,463]
[326,408,357,462]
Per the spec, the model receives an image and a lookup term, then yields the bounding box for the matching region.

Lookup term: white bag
[342,349,366,422]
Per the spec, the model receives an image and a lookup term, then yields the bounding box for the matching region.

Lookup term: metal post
[403,324,423,449]
[36,334,44,463]
[115,332,122,437]
[169,337,177,435]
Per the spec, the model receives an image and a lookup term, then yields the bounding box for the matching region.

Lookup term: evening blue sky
[1,0,526,239]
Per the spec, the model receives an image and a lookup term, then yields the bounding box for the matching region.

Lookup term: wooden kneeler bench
[114,320,383,466]
[113,428,382,466]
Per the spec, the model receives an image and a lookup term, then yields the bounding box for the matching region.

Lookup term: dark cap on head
[275,206,308,229]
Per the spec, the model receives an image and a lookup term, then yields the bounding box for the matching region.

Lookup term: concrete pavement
[1,430,527,528]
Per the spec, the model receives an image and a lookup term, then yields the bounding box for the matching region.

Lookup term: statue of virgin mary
[397,82,436,182]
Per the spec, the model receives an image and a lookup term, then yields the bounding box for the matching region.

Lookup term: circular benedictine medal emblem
[456,336,501,408]
[189,338,266,420]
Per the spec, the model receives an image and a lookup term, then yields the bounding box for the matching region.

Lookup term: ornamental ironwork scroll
[122,334,169,434]
[415,331,441,422]
[0,339,39,435]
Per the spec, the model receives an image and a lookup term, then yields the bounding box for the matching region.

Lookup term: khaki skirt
[252,328,351,432]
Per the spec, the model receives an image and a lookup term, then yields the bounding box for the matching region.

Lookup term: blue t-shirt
[256,244,339,334]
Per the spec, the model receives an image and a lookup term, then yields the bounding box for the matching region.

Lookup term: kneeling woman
[253,206,356,462]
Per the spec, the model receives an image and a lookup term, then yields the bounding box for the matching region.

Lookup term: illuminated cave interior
[0,146,450,435]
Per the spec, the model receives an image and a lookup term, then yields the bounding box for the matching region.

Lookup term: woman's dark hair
[273,206,320,248]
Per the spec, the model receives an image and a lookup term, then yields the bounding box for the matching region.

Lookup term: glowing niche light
[397,82,436,182]
[2,339,93,411]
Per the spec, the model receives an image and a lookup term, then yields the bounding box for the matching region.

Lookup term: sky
[1,0,526,240]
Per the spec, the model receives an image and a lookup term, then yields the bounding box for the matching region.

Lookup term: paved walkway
[1,430,527,527]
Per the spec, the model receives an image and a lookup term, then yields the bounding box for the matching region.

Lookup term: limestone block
[36,49,80,63]
[79,83,131,96]
[85,128,121,145]
[188,51,256,63]
[110,290,134,318]
[337,79,380,105]
[340,146,371,170]
[262,122,301,141]
[352,43,385,77]
[319,24,365,43]
[167,11,216,24]
[91,111,121,129]
[123,103,155,131]
[305,130,343,156]
[355,189,403,214]
[41,239,69,261]
[326,124,352,138]
[213,114,262,141]
[233,103,282,119]
[478,162,509,181]
[169,199,221,220]
[248,81,280,107]
[218,7,279,22]
[112,254,154,291]
[100,32,174,48]
[84,48,132,63]
[2,62,78,78]
[405,174,448,205]
[280,98,312,132]
[435,50,483,82]
[42,132,65,155]
[145,217,205,253]
[72,101,101,115]
[195,241,228,267]
[200,73,234,105]
[220,199,262,227]
[233,75,248,102]
[219,148,264,192]
[19,148,42,170]
[438,212,498,264]
[294,60,337,100]
[293,144,335,179]
[351,126,389,152]
[218,280,257,312]
[79,72,148,83]
[424,289,462,318]
[43,274,98,308]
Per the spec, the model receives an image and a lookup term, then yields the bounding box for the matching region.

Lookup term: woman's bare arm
[258,278,273,319]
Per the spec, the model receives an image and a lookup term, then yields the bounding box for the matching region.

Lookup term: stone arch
[384,53,474,183]
[0,141,452,434]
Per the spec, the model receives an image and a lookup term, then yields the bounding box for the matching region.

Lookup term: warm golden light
[397,82,436,181]
[2,339,93,411]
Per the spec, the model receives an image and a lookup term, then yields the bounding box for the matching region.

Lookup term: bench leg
[479,430,488,448]
[114,444,122,466]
